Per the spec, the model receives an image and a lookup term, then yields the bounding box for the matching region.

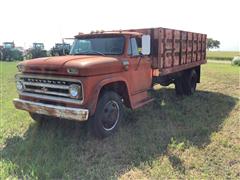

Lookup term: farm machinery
[0,42,23,61]
[26,43,47,59]
[0,45,2,60]
[50,43,71,56]
[50,38,73,56]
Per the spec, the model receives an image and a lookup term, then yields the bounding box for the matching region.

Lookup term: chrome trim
[15,73,82,82]
[13,98,89,121]
[69,84,81,99]
[15,74,84,104]
[67,68,79,75]
[23,82,69,90]
[122,60,129,66]
[24,88,70,97]
[19,92,82,104]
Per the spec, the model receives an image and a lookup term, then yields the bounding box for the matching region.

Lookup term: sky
[0,0,239,51]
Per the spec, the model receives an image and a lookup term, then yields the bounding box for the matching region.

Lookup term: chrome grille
[16,74,83,104]
[23,78,70,85]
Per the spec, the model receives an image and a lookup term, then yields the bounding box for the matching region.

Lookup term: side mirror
[141,35,151,55]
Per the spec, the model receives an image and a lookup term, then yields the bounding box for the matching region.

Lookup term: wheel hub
[101,100,120,131]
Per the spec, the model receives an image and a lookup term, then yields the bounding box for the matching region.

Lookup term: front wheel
[89,91,124,138]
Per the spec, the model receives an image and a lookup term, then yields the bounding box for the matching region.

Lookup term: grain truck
[13,27,207,138]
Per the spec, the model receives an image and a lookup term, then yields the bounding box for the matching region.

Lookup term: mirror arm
[135,55,143,70]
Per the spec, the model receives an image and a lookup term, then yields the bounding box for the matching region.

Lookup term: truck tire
[29,113,50,124]
[182,69,197,95]
[174,77,184,95]
[89,91,124,138]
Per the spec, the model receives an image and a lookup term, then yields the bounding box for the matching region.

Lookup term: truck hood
[20,55,124,76]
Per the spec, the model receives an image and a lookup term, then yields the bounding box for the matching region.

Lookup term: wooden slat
[123,27,207,75]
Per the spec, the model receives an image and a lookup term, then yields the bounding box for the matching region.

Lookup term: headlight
[67,68,79,75]
[17,64,25,72]
[16,81,24,91]
[69,84,81,98]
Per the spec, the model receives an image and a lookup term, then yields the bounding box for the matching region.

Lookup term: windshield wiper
[73,51,105,56]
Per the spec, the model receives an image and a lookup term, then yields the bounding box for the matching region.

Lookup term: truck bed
[125,27,207,76]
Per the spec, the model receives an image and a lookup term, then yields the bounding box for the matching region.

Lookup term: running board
[133,97,154,109]
[130,91,154,109]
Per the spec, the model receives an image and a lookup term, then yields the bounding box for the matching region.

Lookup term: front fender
[87,77,131,116]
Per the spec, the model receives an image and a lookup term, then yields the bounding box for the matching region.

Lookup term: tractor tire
[89,91,124,138]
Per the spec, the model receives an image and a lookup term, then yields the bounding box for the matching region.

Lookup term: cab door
[127,37,152,95]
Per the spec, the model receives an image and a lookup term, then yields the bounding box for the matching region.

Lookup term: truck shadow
[1,89,238,179]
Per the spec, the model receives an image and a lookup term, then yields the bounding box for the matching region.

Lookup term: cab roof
[75,31,142,38]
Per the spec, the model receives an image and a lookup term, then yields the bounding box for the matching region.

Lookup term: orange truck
[13,27,207,138]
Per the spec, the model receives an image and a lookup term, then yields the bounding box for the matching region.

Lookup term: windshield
[34,43,44,49]
[70,36,125,55]
[4,43,13,49]
[56,44,70,48]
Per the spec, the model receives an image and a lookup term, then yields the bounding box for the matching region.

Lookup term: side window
[128,38,140,56]
[127,39,132,55]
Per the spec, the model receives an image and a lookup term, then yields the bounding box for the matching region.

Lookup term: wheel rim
[101,100,120,131]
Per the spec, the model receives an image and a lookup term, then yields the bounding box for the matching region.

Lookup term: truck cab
[3,42,15,49]
[33,43,45,50]
[13,31,153,137]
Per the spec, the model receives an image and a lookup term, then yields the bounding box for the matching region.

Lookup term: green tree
[207,38,220,50]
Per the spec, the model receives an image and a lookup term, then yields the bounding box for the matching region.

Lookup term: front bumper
[13,99,89,121]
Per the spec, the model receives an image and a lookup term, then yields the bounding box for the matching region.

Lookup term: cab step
[131,90,154,109]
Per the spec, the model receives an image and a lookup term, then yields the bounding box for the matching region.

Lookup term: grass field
[0,61,240,179]
[207,51,240,61]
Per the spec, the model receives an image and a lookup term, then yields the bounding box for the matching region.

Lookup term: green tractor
[26,43,47,59]
[0,45,3,60]
[50,43,71,56]
[0,42,23,61]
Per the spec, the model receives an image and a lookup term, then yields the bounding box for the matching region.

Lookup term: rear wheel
[182,69,197,95]
[174,77,184,95]
[89,91,124,138]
